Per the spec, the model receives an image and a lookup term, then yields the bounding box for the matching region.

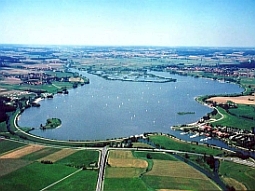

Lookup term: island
[40,118,62,130]
[177,112,195,115]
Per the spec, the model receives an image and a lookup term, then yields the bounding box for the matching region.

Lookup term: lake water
[18,71,243,141]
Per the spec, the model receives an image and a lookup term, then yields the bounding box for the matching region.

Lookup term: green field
[56,150,99,168]
[0,148,99,191]
[229,104,255,120]
[0,140,25,154]
[133,151,178,161]
[49,170,98,191]
[219,161,255,190]
[211,107,255,130]
[0,162,77,191]
[149,135,224,155]
[142,176,220,191]
[104,178,148,191]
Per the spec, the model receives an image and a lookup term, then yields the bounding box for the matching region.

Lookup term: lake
[18,71,243,141]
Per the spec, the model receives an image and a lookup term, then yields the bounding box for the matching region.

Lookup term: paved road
[96,146,108,191]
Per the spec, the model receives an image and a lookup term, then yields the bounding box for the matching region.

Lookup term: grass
[142,176,220,191]
[131,142,154,148]
[219,160,255,190]
[106,167,146,178]
[104,177,149,191]
[0,162,77,191]
[211,106,255,130]
[0,122,7,132]
[0,159,32,177]
[149,135,224,155]
[48,170,98,191]
[0,139,25,154]
[133,151,178,161]
[56,150,99,167]
[229,104,255,120]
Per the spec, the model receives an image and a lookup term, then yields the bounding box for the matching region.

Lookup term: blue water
[18,71,243,141]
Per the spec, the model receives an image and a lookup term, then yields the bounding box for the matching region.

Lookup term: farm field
[0,144,99,191]
[143,160,220,190]
[104,150,148,191]
[21,147,61,161]
[56,150,99,168]
[0,144,44,159]
[219,160,255,190]
[133,151,178,161]
[46,170,98,191]
[104,150,221,191]
[0,139,25,154]
[207,96,255,105]
[38,148,77,162]
[0,162,77,191]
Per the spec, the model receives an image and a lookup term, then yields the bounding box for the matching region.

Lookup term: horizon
[1,0,255,47]
[1,43,255,49]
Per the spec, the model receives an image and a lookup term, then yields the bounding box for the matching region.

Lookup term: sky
[0,0,255,47]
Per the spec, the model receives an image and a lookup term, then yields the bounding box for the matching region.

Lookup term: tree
[146,153,152,159]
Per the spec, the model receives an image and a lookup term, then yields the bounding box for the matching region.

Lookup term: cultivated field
[207,95,255,105]
[146,160,207,180]
[0,144,44,159]
[0,145,99,191]
[219,161,255,190]
[143,159,220,190]
[223,177,246,191]
[0,159,31,177]
[106,167,146,178]
[21,147,61,161]
[0,139,25,154]
[104,150,148,190]
[107,150,148,168]
[38,148,77,162]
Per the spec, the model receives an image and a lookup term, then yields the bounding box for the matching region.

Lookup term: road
[96,146,108,191]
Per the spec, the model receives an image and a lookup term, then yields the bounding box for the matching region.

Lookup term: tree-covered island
[40,118,62,130]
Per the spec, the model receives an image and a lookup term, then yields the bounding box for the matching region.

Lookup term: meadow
[211,107,255,130]
[219,160,255,190]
